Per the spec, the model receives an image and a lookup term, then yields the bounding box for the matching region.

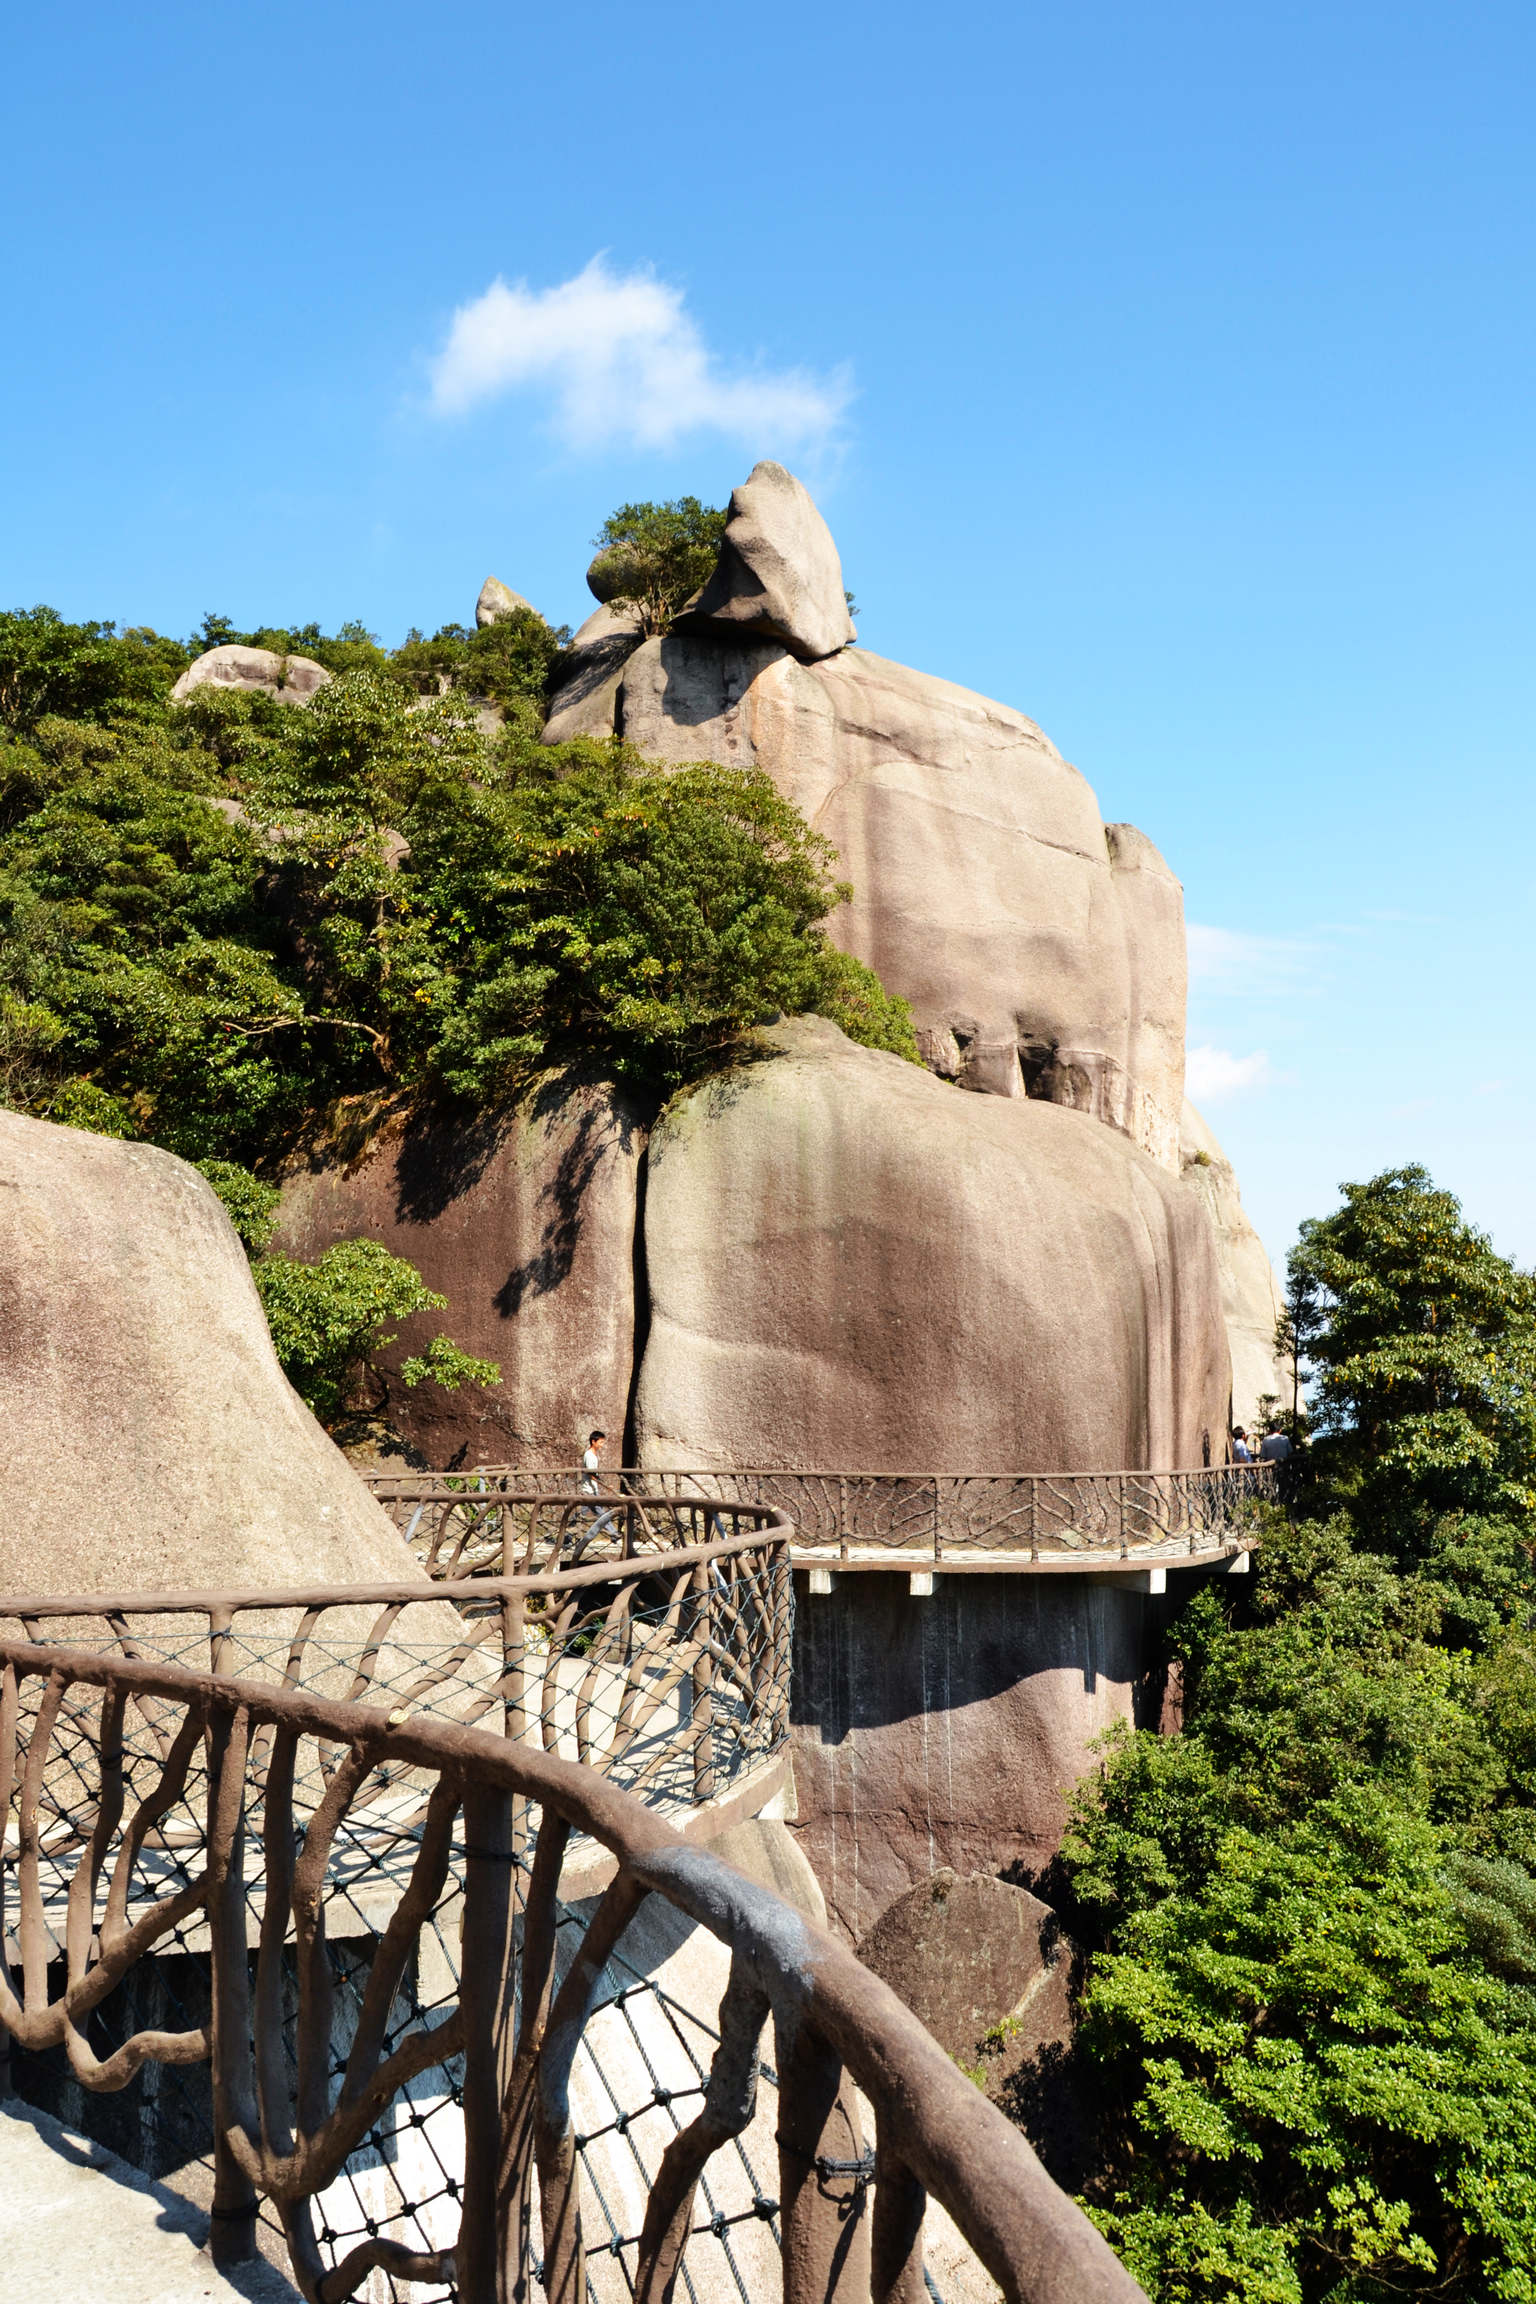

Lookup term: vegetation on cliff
[0,596,915,1162]
[1059,1169,1536,2303]
[0,579,914,1422]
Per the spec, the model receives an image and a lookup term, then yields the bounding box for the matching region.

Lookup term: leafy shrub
[1059,1168,1536,2302]
[585,498,727,634]
[197,1160,497,1423]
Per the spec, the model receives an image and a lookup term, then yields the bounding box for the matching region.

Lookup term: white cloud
[427,256,853,453]
[1186,1045,1274,1102]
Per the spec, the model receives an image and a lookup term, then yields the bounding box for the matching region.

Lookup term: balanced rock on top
[681,460,856,662]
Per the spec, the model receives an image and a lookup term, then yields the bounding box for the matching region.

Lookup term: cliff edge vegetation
[1051,1168,1536,2304]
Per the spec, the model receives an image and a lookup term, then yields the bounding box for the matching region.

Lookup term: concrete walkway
[0,2102,300,2304]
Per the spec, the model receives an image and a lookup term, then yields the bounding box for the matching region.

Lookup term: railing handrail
[0,1632,1144,2304]
[364,1463,1275,1486]
[0,1518,791,1620]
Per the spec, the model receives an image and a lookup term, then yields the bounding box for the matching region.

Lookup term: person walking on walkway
[580,1429,607,1494]
[1231,1427,1254,1463]
[571,1428,618,1561]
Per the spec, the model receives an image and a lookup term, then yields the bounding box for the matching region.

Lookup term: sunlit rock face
[546,468,1186,1175]
[0,1110,417,1595]
[1179,1097,1288,1429]
[634,1017,1228,1475]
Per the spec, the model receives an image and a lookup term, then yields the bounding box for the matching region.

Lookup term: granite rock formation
[679,459,856,661]
[854,1869,1073,2066]
[273,1080,647,1466]
[1180,1098,1288,1428]
[636,1017,1227,1472]
[475,575,535,626]
[170,643,331,705]
[545,524,1185,1172]
[0,1110,419,1595]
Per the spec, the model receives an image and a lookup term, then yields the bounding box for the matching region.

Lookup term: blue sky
[5,1,1534,1270]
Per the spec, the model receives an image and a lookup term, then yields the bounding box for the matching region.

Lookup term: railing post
[1029,1475,1039,1562]
[839,1473,848,1562]
[931,1478,942,1563]
[1118,1473,1128,1558]
[501,1586,529,1860]
[206,1705,258,2271]
[691,1558,716,1804]
[776,2018,872,2304]
[460,1784,518,2304]
[872,2127,927,2304]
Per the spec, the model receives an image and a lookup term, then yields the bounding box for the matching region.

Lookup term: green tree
[1289,1166,1536,1528]
[1054,1168,1536,2302]
[586,498,727,634]
[0,607,190,733]
[0,611,917,1157]
[197,1161,499,1424]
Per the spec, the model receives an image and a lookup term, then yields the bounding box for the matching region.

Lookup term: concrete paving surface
[0,2101,301,2304]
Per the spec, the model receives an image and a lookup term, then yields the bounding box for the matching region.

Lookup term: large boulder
[0,1111,418,1596]
[543,603,646,746]
[170,644,330,705]
[681,460,856,662]
[1180,1098,1287,1428]
[274,1079,647,1467]
[475,575,535,627]
[550,608,1187,1170]
[855,1869,1073,2065]
[635,1017,1228,1471]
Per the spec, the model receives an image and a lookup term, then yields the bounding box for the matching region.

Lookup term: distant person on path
[1231,1427,1254,1462]
[580,1429,607,1494]
[571,1427,617,1561]
[1259,1424,1295,1504]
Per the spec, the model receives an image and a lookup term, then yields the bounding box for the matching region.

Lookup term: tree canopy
[585,497,728,634]
[0,588,916,1166]
[1052,1170,1536,2302]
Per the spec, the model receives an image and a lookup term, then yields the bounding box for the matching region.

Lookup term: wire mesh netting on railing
[366,1493,772,1586]
[0,1635,1145,2304]
[365,1468,1275,1569]
[0,1525,792,1832]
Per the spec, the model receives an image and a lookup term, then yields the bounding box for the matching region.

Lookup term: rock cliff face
[550,582,1185,1173]
[635,1018,1227,1473]
[273,1082,647,1466]
[260,463,1278,1472]
[0,1110,419,1595]
[1179,1099,1288,1428]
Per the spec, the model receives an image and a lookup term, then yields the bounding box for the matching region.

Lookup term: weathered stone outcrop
[475,575,534,626]
[543,603,645,745]
[636,1017,1227,1472]
[855,1869,1074,2065]
[0,1111,417,1595]
[791,1567,1179,1939]
[546,582,1186,1170]
[1180,1098,1288,1428]
[170,644,330,705]
[679,459,856,661]
[273,1080,647,1466]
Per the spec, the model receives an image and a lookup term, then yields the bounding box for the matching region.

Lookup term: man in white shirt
[580,1429,606,1494]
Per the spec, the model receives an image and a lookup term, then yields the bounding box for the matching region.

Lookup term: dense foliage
[0,597,915,1166]
[585,496,727,634]
[1059,1173,1536,2302]
[0,578,913,1424]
